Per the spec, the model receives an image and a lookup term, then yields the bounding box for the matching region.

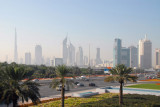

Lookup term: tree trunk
[119,82,123,106]
[61,86,65,107]
[13,99,18,107]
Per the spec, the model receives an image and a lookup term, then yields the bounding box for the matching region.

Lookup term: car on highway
[77,83,84,86]
[56,85,69,91]
[32,79,39,82]
[89,83,96,86]
[74,81,79,85]
[83,78,89,81]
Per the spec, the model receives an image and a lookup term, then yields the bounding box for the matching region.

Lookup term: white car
[32,79,39,82]
[56,85,69,91]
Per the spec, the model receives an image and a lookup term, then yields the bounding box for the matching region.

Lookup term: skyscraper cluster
[13,29,44,65]
[62,37,103,67]
[113,35,152,69]
[63,37,75,66]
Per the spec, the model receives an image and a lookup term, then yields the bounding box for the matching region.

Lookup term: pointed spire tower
[14,28,18,63]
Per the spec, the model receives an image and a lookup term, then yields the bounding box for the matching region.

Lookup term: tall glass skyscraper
[129,46,138,68]
[113,38,122,67]
[35,45,42,65]
[14,28,18,63]
[63,37,68,65]
[121,47,130,67]
[76,47,83,67]
[95,48,102,65]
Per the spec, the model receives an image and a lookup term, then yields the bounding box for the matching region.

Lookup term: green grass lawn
[126,83,160,90]
[31,93,160,107]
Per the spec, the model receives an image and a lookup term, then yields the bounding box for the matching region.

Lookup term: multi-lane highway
[37,77,158,98]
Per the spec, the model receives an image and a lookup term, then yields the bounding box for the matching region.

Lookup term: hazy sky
[0,0,160,62]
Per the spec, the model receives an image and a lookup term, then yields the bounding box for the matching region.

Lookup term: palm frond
[104,76,115,82]
[127,75,138,82]
[50,79,61,89]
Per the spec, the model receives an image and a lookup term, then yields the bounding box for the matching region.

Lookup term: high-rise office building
[67,42,75,66]
[63,37,68,65]
[129,46,138,68]
[138,35,152,69]
[155,49,160,69]
[35,45,42,65]
[76,47,83,67]
[25,52,31,65]
[121,47,130,67]
[14,28,18,63]
[113,38,122,67]
[95,48,102,65]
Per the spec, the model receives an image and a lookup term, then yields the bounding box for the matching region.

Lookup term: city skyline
[0,0,160,64]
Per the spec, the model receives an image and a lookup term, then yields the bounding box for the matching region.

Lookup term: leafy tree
[70,66,81,76]
[0,65,40,107]
[50,65,74,107]
[104,64,137,106]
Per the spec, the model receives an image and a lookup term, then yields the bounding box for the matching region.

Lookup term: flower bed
[140,79,160,82]
[156,83,160,85]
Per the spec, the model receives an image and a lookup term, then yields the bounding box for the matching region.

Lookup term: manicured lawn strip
[31,93,160,107]
[126,84,160,90]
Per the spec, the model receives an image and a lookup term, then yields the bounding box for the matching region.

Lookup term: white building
[63,37,68,65]
[67,43,75,66]
[138,35,152,69]
[155,49,160,69]
[35,45,42,65]
[25,52,31,65]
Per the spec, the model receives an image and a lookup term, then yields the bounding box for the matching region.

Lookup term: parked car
[77,83,84,86]
[89,83,96,86]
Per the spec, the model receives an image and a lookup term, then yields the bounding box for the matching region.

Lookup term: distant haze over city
[0,0,160,64]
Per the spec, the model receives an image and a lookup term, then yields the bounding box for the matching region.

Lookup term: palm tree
[104,64,137,106]
[50,65,74,107]
[0,65,40,107]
